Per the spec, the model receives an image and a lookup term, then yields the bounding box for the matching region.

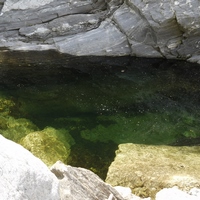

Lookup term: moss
[81,110,200,145]
[81,113,176,145]
[0,96,15,116]
[1,117,38,142]
[20,127,75,166]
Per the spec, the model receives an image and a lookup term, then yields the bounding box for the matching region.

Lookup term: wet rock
[0,134,60,200]
[20,127,74,166]
[106,143,200,198]
[2,117,38,142]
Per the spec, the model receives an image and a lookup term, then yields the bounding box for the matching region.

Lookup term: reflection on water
[0,50,200,179]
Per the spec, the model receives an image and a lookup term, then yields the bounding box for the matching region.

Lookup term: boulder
[20,127,74,166]
[50,161,125,200]
[0,0,200,63]
[0,134,60,200]
[155,187,200,200]
[106,143,200,198]
[114,186,151,200]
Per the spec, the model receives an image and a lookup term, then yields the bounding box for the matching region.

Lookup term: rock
[50,161,125,200]
[155,187,199,200]
[0,0,200,63]
[189,187,200,198]
[114,186,151,200]
[0,134,60,200]
[54,19,130,56]
[106,143,200,198]
[1,117,38,142]
[20,127,74,166]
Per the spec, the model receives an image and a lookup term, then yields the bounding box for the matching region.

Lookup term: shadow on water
[0,50,200,179]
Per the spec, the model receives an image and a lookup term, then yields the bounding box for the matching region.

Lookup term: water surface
[0,50,200,179]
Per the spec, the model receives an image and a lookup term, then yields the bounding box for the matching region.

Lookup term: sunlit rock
[54,19,131,56]
[50,161,125,200]
[20,127,74,166]
[106,143,200,198]
[0,135,60,200]
[155,187,200,200]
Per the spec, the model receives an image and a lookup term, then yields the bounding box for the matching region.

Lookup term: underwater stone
[106,143,200,198]
[20,127,74,166]
[0,135,60,200]
[0,97,15,116]
[81,114,181,145]
[1,117,39,142]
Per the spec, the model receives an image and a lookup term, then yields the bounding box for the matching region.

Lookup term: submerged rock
[0,134,60,200]
[80,114,184,145]
[106,143,200,198]
[2,117,38,142]
[20,127,74,166]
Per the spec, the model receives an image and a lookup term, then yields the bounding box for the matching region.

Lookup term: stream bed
[0,50,200,179]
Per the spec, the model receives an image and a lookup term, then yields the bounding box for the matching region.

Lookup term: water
[0,50,200,179]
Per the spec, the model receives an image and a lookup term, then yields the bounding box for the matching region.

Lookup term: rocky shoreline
[1,134,200,200]
[0,0,200,64]
[1,1,200,199]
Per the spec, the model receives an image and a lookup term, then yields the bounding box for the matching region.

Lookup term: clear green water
[0,51,200,179]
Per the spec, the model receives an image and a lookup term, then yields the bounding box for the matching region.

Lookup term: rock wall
[0,0,200,63]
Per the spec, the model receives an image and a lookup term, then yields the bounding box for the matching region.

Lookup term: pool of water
[0,50,200,179]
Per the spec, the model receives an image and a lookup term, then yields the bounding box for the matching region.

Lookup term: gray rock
[54,19,130,56]
[0,135,60,200]
[106,143,200,198]
[0,0,200,63]
[50,161,125,200]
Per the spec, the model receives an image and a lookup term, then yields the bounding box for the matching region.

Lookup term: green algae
[80,111,200,145]
[0,52,200,179]
[2,117,38,142]
[20,127,74,166]
[0,95,15,116]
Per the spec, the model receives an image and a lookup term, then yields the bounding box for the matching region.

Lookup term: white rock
[155,187,199,200]
[0,135,60,200]
[189,188,200,198]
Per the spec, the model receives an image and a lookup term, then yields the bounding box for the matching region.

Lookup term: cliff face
[0,0,200,63]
